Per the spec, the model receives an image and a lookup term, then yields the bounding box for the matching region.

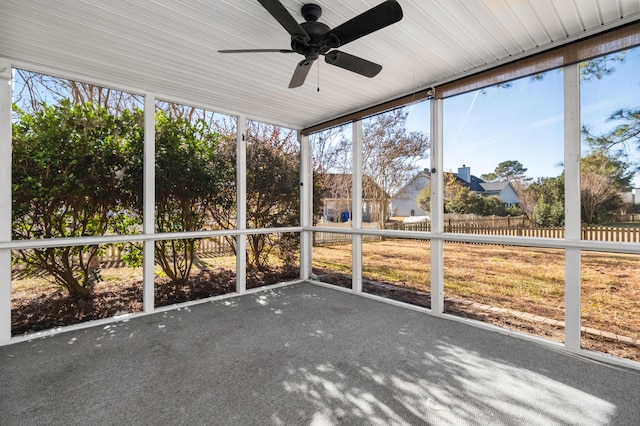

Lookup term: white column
[236,116,247,293]
[142,94,156,313]
[299,133,312,280]
[564,63,582,351]
[0,60,12,342]
[352,120,363,293]
[429,98,445,314]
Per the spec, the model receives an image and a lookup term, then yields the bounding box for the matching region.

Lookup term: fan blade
[324,51,382,78]
[218,49,295,53]
[257,0,310,45]
[328,0,403,48]
[289,59,314,88]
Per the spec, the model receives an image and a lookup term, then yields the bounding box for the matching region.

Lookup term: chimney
[458,165,471,183]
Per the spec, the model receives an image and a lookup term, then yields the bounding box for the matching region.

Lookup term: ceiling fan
[218,0,403,88]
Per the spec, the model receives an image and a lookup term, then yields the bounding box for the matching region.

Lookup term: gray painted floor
[1,282,639,425]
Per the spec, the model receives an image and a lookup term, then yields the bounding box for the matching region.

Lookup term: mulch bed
[11,266,299,336]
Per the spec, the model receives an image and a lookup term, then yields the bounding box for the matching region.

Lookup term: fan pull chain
[317,60,320,92]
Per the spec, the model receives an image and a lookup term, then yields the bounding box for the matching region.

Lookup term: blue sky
[404,45,640,187]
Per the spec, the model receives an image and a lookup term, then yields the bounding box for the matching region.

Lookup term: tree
[521,175,565,226]
[416,172,463,213]
[580,151,634,224]
[311,127,353,222]
[577,49,639,222]
[516,186,537,220]
[583,108,640,165]
[444,186,505,216]
[444,186,474,214]
[416,184,431,213]
[311,125,348,174]
[12,101,143,298]
[581,172,618,224]
[243,122,302,270]
[362,108,430,225]
[480,160,530,183]
[14,69,142,114]
[153,109,234,283]
[533,193,565,227]
[579,53,627,81]
[530,54,626,83]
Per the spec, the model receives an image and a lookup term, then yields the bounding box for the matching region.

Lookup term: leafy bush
[152,110,235,283]
[12,101,143,297]
[245,127,300,270]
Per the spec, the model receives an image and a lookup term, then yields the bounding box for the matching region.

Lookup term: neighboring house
[390,170,431,217]
[621,188,640,205]
[319,173,388,223]
[477,181,520,206]
[456,165,519,206]
[390,165,521,217]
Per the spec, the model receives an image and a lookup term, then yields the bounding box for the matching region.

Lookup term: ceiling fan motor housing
[293,21,333,59]
[292,4,338,60]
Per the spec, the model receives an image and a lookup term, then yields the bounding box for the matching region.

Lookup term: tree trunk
[66,282,91,299]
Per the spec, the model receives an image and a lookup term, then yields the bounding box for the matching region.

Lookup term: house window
[410,209,415,216]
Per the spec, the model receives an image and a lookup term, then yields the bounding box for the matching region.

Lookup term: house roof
[479,181,508,190]
[463,175,486,192]
[392,169,430,198]
[446,172,486,192]
[1,1,638,131]
[479,181,512,194]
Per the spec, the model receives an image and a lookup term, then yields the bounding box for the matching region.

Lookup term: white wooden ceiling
[1,0,639,130]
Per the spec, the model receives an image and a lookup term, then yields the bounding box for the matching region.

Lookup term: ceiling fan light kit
[219,1,403,88]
